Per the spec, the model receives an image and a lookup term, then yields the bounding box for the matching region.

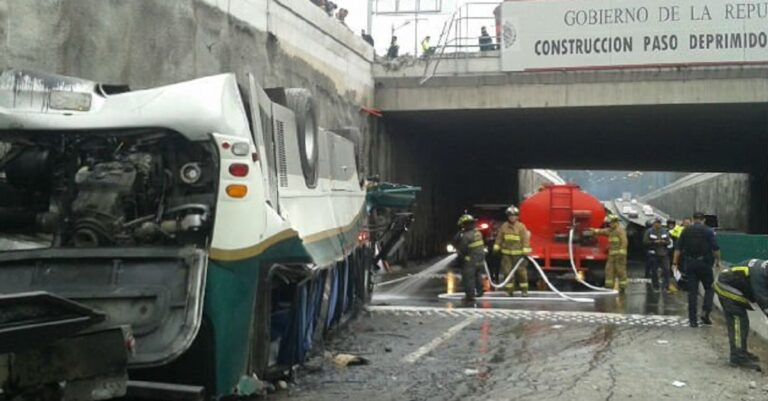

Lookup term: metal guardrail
[421,1,501,84]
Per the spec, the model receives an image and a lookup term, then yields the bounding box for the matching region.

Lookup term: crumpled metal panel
[0,247,207,367]
[0,69,96,112]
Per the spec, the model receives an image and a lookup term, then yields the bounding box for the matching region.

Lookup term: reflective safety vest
[715,259,768,310]
[644,227,671,256]
[670,225,684,239]
[455,229,485,266]
[493,221,531,256]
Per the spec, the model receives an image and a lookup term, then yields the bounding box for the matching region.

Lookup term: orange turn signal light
[226,184,248,198]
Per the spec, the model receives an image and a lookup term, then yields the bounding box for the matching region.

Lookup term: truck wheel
[285,89,319,188]
[333,127,365,186]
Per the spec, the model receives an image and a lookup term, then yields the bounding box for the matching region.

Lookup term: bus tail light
[226,184,248,198]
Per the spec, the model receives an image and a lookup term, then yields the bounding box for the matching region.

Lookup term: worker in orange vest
[493,206,531,296]
[593,215,629,293]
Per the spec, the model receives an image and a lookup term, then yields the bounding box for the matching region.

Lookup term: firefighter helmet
[457,214,475,227]
[506,205,520,216]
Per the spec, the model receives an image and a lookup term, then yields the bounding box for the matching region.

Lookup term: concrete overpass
[370,55,768,255]
[376,54,768,111]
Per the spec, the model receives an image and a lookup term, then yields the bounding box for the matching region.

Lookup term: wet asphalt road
[271,256,768,401]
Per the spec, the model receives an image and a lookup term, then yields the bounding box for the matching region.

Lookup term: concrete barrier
[641,173,751,232]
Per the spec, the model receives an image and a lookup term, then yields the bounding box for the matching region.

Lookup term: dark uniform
[454,228,485,301]
[675,221,719,326]
[714,259,768,368]
[643,225,672,291]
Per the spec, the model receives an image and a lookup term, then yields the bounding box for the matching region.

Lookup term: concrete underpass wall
[518,169,565,201]
[641,173,752,232]
[369,120,519,259]
[0,0,373,130]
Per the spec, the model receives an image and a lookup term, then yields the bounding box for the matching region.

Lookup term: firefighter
[493,206,531,297]
[453,214,485,302]
[593,215,628,293]
[643,217,675,293]
[714,259,768,370]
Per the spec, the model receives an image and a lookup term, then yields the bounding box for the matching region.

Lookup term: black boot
[700,313,712,325]
[730,353,762,371]
[745,351,760,362]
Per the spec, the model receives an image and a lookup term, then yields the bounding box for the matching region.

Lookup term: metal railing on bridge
[421,1,501,84]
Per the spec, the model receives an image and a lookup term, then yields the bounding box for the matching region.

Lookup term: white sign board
[500,0,768,71]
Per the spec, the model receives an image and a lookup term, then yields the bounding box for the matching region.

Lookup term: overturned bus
[0,70,417,400]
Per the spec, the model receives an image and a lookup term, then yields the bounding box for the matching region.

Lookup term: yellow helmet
[457,214,475,227]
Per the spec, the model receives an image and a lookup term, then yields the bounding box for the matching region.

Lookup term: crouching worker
[454,214,485,303]
[715,259,768,370]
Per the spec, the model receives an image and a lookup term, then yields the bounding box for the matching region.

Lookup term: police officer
[493,206,531,297]
[714,259,768,370]
[594,215,628,293]
[644,217,674,293]
[673,211,720,327]
[453,214,485,302]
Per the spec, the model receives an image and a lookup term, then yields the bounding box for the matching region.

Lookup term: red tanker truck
[519,184,609,284]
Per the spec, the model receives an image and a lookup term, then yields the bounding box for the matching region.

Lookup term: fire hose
[478,255,593,303]
[568,228,618,294]
[441,226,618,302]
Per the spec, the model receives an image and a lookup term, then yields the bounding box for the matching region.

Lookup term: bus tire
[285,88,319,188]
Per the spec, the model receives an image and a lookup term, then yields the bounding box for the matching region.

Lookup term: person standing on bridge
[453,214,485,303]
[421,36,434,57]
[644,217,675,293]
[493,206,531,297]
[593,215,629,293]
[673,212,720,327]
[478,26,494,51]
[387,36,400,59]
[713,259,768,370]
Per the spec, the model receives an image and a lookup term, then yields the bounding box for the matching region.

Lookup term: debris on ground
[384,346,393,353]
[333,353,370,367]
[672,381,687,388]
[277,381,289,390]
[464,368,479,376]
[657,340,669,345]
[748,381,757,389]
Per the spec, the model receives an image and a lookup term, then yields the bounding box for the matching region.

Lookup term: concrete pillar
[749,171,768,234]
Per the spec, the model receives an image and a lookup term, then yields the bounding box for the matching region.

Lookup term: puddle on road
[374,260,688,319]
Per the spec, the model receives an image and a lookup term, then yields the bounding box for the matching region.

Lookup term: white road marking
[367,305,688,327]
[401,316,479,364]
